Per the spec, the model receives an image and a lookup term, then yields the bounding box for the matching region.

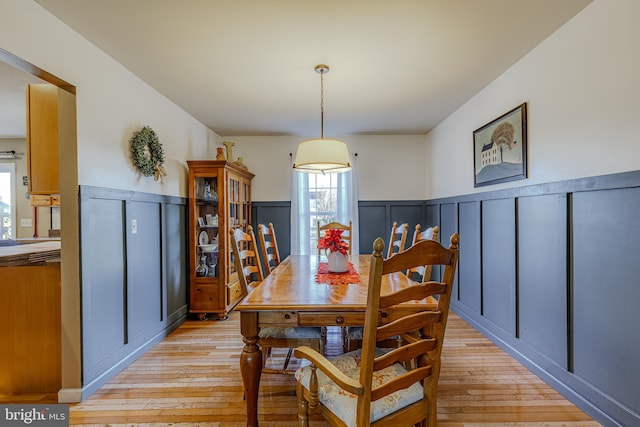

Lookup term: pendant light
[293,64,351,173]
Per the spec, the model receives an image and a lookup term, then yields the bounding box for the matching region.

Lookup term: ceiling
[2,1,592,139]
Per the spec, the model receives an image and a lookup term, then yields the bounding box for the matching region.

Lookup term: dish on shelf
[198,230,209,246]
[199,244,218,253]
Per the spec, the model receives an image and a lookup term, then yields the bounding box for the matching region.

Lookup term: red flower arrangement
[317,229,349,255]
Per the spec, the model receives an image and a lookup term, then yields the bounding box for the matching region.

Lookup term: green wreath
[130,126,166,179]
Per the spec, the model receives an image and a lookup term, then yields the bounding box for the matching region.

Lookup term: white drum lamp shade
[293,138,351,173]
[293,64,351,174]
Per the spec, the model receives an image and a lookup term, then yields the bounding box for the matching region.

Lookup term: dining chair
[407,224,439,282]
[257,223,281,276]
[317,220,352,255]
[387,221,408,258]
[294,233,459,427]
[229,226,324,374]
[342,225,439,353]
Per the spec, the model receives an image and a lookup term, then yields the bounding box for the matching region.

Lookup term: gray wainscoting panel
[424,204,440,238]
[126,201,162,342]
[573,188,640,416]
[81,198,126,379]
[428,170,640,426]
[518,194,568,369]
[358,203,387,254]
[165,203,187,319]
[252,203,292,259]
[458,201,481,312]
[481,198,516,336]
[79,185,188,393]
[389,204,423,238]
[359,201,424,254]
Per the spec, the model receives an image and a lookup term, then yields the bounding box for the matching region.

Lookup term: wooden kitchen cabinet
[0,263,61,394]
[26,84,61,196]
[187,160,254,320]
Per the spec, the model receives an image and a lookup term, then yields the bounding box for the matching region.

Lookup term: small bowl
[199,244,218,253]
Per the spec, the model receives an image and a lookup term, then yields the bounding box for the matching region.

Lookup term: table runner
[315,262,361,285]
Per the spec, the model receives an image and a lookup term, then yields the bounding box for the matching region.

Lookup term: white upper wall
[425,0,640,199]
[1,0,219,198]
[227,135,426,201]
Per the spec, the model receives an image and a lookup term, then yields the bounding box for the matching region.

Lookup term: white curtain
[290,163,308,255]
[336,154,359,256]
[290,153,359,256]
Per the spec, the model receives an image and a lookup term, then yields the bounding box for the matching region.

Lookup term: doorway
[0,48,80,402]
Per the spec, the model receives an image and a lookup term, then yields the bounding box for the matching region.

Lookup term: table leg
[240,312,262,426]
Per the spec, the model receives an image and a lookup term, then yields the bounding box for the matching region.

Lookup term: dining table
[235,253,438,426]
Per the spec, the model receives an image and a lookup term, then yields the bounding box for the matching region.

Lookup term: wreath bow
[154,164,167,182]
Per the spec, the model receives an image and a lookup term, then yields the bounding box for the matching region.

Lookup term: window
[0,163,16,240]
[291,165,359,256]
[308,173,341,254]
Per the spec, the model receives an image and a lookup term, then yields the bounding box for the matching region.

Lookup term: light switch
[131,219,138,234]
[20,218,33,227]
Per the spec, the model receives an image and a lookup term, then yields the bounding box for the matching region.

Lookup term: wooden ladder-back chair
[230,225,264,292]
[343,225,437,352]
[407,224,440,282]
[257,223,281,276]
[318,221,353,255]
[294,233,459,427]
[387,221,408,258]
[230,226,324,374]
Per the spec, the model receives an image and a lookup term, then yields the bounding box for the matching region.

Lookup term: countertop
[0,241,61,267]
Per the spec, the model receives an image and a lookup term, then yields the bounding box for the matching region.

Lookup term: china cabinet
[187,160,254,319]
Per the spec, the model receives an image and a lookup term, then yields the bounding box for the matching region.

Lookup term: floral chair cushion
[295,349,423,427]
[259,326,322,339]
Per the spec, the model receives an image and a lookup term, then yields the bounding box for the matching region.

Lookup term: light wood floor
[3,311,601,426]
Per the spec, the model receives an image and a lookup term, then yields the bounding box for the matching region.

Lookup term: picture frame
[205,213,219,227]
[197,217,205,227]
[473,103,527,187]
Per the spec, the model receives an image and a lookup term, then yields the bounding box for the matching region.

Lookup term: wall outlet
[20,218,33,227]
[131,219,138,234]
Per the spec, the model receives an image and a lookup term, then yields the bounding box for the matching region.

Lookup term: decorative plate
[199,230,209,246]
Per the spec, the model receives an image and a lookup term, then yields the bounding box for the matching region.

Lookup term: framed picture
[197,217,205,227]
[473,103,527,187]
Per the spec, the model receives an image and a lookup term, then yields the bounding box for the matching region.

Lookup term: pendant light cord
[319,67,325,139]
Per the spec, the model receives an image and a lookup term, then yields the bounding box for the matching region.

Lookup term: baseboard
[57,388,82,403]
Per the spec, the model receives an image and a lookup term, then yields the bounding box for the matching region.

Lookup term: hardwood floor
[3,311,600,426]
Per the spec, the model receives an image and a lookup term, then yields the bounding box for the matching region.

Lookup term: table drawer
[259,311,299,326]
[298,312,367,326]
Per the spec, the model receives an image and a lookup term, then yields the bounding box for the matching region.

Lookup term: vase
[327,251,349,273]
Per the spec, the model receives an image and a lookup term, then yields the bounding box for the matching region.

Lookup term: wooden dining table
[235,254,438,426]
